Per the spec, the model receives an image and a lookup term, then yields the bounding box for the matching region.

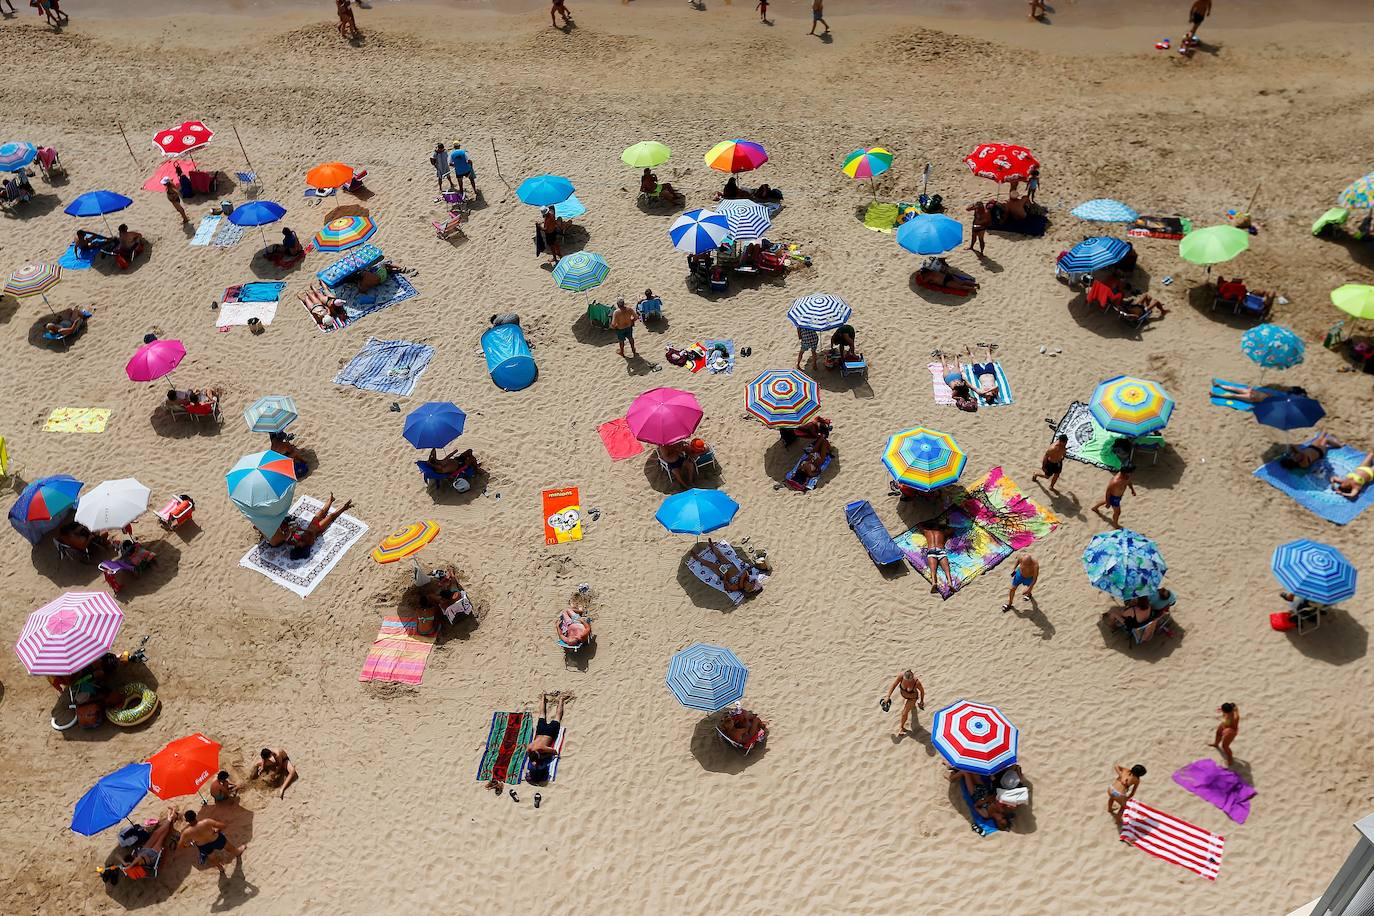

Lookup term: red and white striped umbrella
[152,120,214,157]
[931,698,1019,774]
[15,592,124,676]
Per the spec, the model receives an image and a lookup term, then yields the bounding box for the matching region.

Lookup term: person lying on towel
[688,539,771,595]
[423,447,478,479]
[300,284,348,327]
[557,605,592,647]
[918,257,978,292]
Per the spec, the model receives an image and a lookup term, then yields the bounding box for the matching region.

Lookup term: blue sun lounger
[844,499,903,566]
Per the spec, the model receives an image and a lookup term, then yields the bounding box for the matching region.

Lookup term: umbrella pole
[101,214,113,236]
[115,122,140,169]
[232,124,262,192]
[259,226,269,253]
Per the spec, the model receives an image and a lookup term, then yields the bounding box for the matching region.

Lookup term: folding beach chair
[154,495,195,530]
[636,297,663,321]
[236,170,261,193]
[1126,611,1174,646]
[717,716,767,755]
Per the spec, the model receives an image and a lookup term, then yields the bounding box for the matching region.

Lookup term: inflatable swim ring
[106,682,159,727]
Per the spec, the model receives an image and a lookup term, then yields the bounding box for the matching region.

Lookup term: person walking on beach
[1107,763,1146,823]
[1026,167,1041,204]
[1004,554,1038,611]
[1091,464,1136,528]
[808,0,829,36]
[756,0,768,23]
[1032,435,1068,493]
[551,0,571,28]
[448,143,478,197]
[161,178,188,224]
[177,810,246,872]
[0,0,18,17]
[966,201,989,255]
[336,0,361,39]
[796,325,819,371]
[1209,703,1239,766]
[611,298,639,358]
[1183,0,1211,45]
[431,143,455,192]
[881,669,925,737]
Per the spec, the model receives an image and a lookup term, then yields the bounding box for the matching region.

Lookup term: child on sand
[1091,464,1136,528]
[1003,554,1038,611]
[1107,763,1146,822]
[1032,435,1068,492]
[1209,703,1239,766]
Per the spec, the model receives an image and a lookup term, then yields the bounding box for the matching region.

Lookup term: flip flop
[509,790,519,803]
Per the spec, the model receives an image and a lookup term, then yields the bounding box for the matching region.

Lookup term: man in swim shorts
[920,521,954,595]
[1032,434,1069,493]
[1004,554,1039,611]
[808,0,828,35]
[1091,464,1136,528]
[251,747,299,798]
[527,691,572,781]
[1107,763,1146,823]
[611,298,639,358]
[178,810,245,871]
[1184,0,1211,45]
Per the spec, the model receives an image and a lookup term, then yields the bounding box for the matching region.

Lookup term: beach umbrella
[125,338,186,384]
[0,141,37,172]
[64,190,132,235]
[147,733,220,800]
[516,174,574,207]
[1071,199,1139,223]
[1179,224,1249,268]
[896,213,963,255]
[371,520,440,564]
[1058,237,1132,274]
[669,209,730,254]
[1271,539,1357,605]
[745,369,820,428]
[74,478,150,531]
[841,147,893,181]
[152,119,213,157]
[882,427,966,491]
[552,251,610,293]
[4,261,61,312]
[228,200,287,251]
[666,643,748,712]
[314,215,376,252]
[656,488,739,536]
[1338,172,1374,210]
[621,141,671,169]
[1253,395,1325,432]
[627,387,703,445]
[714,198,772,241]
[225,450,297,536]
[787,293,852,331]
[16,591,124,676]
[305,161,354,190]
[704,139,768,174]
[932,699,1019,775]
[9,474,82,544]
[1242,323,1304,370]
[403,401,467,449]
[1313,207,1349,236]
[963,143,1038,184]
[71,762,151,836]
[1088,375,1174,437]
[1082,528,1167,601]
[1332,283,1374,321]
[243,395,298,434]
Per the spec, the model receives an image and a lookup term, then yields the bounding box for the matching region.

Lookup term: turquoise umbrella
[243,395,298,434]
[226,450,297,536]
[1082,528,1166,601]
[552,251,609,293]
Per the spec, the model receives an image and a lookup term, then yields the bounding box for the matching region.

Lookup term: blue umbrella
[64,190,133,235]
[1082,528,1167,601]
[243,395,298,434]
[71,762,151,836]
[516,174,574,207]
[669,208,730,254]
[1242,324,1305,370]
[1057,237,1132,274]
[656,488,739,535]
[1272,539,1357,605]
[0,141,37,172]
[226,451,297,536]
[552,251,610,293]
[9,474,83,545]
[1253,395,1325,431]
[666,643,748,712]
[896,213,963,255]
[714,198,772,242]
[403,401,467,449]
[786,293,852,331]
[229,200,287,251]
[1071,199,1138,223]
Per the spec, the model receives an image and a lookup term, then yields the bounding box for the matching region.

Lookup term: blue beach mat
[57,244,96,270]
[334,275,418,328]
[960,779,1000,837]
[1254,444,1374,525]
[1211,378,1284,412]
[333,337,435,397]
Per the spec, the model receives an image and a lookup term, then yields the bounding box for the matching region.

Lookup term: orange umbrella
[306,162,354,190]
[147,733,220,799]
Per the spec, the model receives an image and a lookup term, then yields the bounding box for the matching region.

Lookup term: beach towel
[1047,401,1125,471]
[333,338,435,397]
[359,616,436,685]
[238,496,368,598]
[304,187,337,199]
[476,711,534,784]
[963,361,1013,405]
[596,418,643,461]
[318,275,418,330]
[523,726,566,784]
[704,339,735,375]
[215,300,278,329]
[1254,444,1374,525]
[189,214,222,246]
[211,220,247,248]
[226,281,286,303]
[928,363,956,405]
[1210,378,1283,412]
[1119,798,1225,880]
[142,159,195,192]
[542,487,583,544]
[993,214,1049,237]
[57,244,96,270]
[960,778,1000,837]
[1172,759,1256,824]
[684,540,768,606]
[1126,216,1193,241]
[784,452,831,491]
[863,201,900,233]
[43,408,110,434]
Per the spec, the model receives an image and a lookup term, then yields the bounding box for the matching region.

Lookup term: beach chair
[1236,291,1274,320]
[1212,277,1247,313]
[657,447,719,486]
[1126,611,1174,646]
[154,495,195,530]
[636,297,663,321]
[844,500,904,567]
[35,147,65,182]
[56,540,92,563]
[184,398,221,424]
[841,352,869,380]
[1128,433,1165,465]
[432,210,465,241]
[236,170,261,193]
[557,612,593,653]
[99,544,156,593]
[783,452,831,492]
[416,460,473,491]
[586,301,613,330]
[717,717,767,755]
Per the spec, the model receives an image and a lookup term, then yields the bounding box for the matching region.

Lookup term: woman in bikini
[881,670,925,736]
[286,494,353,557]
[1332,450,1374,499]
[1107,763,1146,822]
[1209,703,1240,767]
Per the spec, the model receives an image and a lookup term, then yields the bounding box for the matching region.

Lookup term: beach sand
[1,1,1372,913]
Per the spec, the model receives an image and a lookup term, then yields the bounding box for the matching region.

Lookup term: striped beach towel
[476,712,534,784]
[359,616,435,685]
[964,361,1013,405]
[1119,798,1225,880]
[928,363,955,404]
[333,338,435,397]
[190,214,222,246]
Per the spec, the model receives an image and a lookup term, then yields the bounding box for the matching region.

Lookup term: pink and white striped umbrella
[16,592,124,676]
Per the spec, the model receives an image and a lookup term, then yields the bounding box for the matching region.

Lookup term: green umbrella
[1332,284,1374,321]
[1179,225,1249,266]
[621,141,671,169]
[1312,207,1348,237]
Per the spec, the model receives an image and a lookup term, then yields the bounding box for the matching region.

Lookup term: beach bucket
[220,200,234,215]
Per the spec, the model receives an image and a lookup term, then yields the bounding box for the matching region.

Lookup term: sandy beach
[1,1,1373,913]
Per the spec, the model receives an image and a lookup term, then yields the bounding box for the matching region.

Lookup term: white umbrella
[74,478,151,531]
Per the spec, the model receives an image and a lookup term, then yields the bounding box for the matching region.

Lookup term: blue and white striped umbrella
[0,141,37,172]
[666,643,748,712]
[552,251,610,292]
[1071,199,1139,223]
[1241,323,1304,370]
[669,209,730,254]
[714,198,772,241]
[787,293,852,331]
[1272,539,1357,605]
[1058,237,1132,274]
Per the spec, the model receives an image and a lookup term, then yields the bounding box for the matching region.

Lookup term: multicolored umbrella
[621,141,671,169]
[669,209,729,254]
[152,120,213,156]
[704,139,768,174]
[787,293,852,331]
[1179,225,1249,266]
[1332,283,1374,321]
[16,591,124,676]
[1071,199,1139,223]
[841,147,893,180]
[666,643,748,711]
[745,369,820,428]
[1338,172,1374,210]
[552,251,610,293]
[147,733,220,800]
[403,401,467,449]
[314,215,376,252]
[882,427,966,491]
[1088,375,1174,437]
[1082,528,1167,601]
[243,395,298,434]
[0,141,37,172]
[371,520,440,563]
[1271,539,1357,605]
[64,190,132,235]
[4,261,61,306]
[71,763,150,836]
[9,475,82,544]
[226,451,297,536]
[896,213,962,255]
[74,478,150,531]
[125,338,186,383]
[516,174,574,207]
[964,143,1038,184]
[1253,395,1325,431]
[1058,237,1132,274]
[656,489,739,536]
[1242,323,1304,370]
[627,387,702,445]
[305,162,354,190]
[932,699,1019,775]
[713,198,772,241]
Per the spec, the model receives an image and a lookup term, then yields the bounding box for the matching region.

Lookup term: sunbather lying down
[266,493,353,557]
[688,538,771,594]
[45,308,90,338]
[1332,450,1374,500]
[719,707,767,746]
[1117,294,1169,321]
[918,257,978,291]
[300,284,347,326]
[558,594,592,647]
[1216,382,1307,404]
[1280,431,1342,470]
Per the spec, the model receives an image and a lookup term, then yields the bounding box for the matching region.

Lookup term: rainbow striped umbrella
[745,369,820,428]
[1339,172,1374,210]
[4,262,61,304]
[883,427,966,491]
[314,215,376,252]
[0,141,37,172]
[842,147,893,180]
[704,139,768,174]
[16,591,124,676]
[1088,375,1174,437]
[371,520,440,563]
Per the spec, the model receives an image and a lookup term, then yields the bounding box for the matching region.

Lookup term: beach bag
[997,787,1030,807]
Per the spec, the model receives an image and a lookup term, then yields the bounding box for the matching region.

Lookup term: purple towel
[1172,758,1256,824]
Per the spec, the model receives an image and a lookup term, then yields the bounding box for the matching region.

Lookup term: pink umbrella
[16,592,124,676]
[126,339,186,384]
[627,387,703,445]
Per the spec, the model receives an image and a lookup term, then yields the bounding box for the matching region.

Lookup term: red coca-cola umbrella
[152,120,214,161]
[963,143,1038,185]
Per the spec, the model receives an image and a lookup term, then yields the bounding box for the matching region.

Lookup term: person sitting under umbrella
[829,323,857,360]
[56,520,104,560]
[687,538,770,595]
[2,174,32,204]
[115,224,145,266]
[1117,293,1169,322]
[919,256,978,292]
[269,432,310,478]
[657,440,697,489]
[422,447,478,480]
[779,416,832,448]
[1103,595,1154,629]
[953,769,1017,830]
[265,226,304,263]
[44,308,90,339]
[166,387,221,410]
[719,706,768,747]
[1331,450,1374,499]
[99,807,181,885]
[640,168,682,205]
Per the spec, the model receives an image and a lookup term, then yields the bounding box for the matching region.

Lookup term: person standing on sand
[162,178,189,224]
[809,0,829,36]
[1028,0,1046,20]
[1209,703,1239,766]
[1091,464,1136,528]
[1032,434,1068,492]
[336,0,361,39]
[177,811,246,872]
[881,670,925,736]
[551,0,572,28]
[611,298,639,358]
[966,201,989,255]
[0,0,18,17]
[431,143,455,193]
[756,0,768,23]
[1003,554,1038,611]
[1107,763,1146,823]
[1184,0,1211,45]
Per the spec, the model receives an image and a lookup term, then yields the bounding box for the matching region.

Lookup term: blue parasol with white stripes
[714,198,772,241]
[669,209,730,254]
[1058,237,1132,274]
[787,293,852,331]
[1071,199,1139,223]
[666,643,748,711]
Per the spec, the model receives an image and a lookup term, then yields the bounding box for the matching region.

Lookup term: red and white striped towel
[1119,798,1225,880]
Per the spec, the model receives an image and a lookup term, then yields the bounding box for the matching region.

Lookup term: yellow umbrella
[1332,284,1374,321]
[371,520,439,563]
